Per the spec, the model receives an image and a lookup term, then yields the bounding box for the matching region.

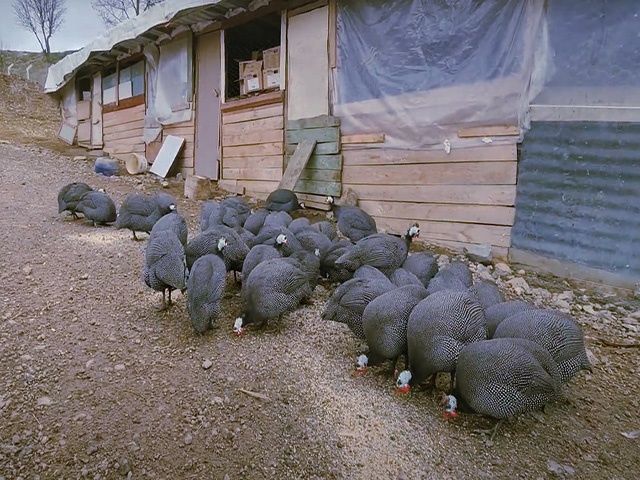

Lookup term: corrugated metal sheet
[512,121,640,280]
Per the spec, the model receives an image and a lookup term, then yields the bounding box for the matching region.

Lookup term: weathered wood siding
[342,143,518,257]
[164,117,195,177]
[221,102,284,199]
[103,104,145,156]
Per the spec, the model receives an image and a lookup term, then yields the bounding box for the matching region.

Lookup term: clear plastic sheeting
[333,0,545,149]
[532,0,640,107]
[144,35,193,144]
[61,82,77,127]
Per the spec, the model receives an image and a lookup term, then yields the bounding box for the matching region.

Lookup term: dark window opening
[225,12,281,100]
[77,76,91,101]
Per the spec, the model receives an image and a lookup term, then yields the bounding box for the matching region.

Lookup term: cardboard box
[239,60,263,78]
[263,46,280,70]
[262,69,281,89]
[240,74,264,95]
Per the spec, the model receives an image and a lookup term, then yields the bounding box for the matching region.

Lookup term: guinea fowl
[334,224,420,276]
[236,257,312,333]
[241,235,288,281]
[243,208,269,235]
[263,211,293,229]
[264,189,304,212]
[288,217,311,235]
[187,254,227,333]
[425,262,472,295]
[143,230,188,310]
[353,265,390,282]
[468,279,504,310]
[294,228,333,257]
[326,196,377,241]
[221,196,251,225]
[311,221,338,240]
[151,212,188,246]
[74,190,117,226]
[283,249,321,292]
[320,239,354,283]
[186,225,249,280]
[493,309,591,383]
[249,226,303,255]
[361,284,428,374]
[116,192,177,240]
[200,201,241,230]
[402,253,438,287]
[404,290,486,391]
[452,338,562,419]
[322,275,395,340]
[58,182,93,218]
[389,268,423,287]
[484,300,536,338]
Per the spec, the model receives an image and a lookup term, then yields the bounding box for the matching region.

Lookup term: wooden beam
[279,139,316,190]
[457,125,520,138]
[328,0,337,69]
[286,126,340,144]
[342,133,385,144]
[286,142,339,155]
[287,114,340,130]
[221,90,284,113]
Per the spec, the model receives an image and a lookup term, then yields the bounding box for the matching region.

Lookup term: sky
[0,0,104,52]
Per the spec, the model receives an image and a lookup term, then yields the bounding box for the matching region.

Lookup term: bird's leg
[167,289,173,306]
[490,419,503,442]
[132,230,139,241]
[93,221,98,228]
[449,370,456,393]
[390,357,400,378]
[233,271,238,284]
[158,290,169,312]
[71,212,79,220]
[427,374,436,390]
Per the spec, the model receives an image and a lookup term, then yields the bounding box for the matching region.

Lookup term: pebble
[494,262,512,276]
[22,265,33,276]
[114,364,126,371]
[547,459,575,477]
[506,277,531,295]
[116,457,131,476]
[80,273,89,280]
[37,396,52,406]
[183,432,193,445]
[202,359,213,370]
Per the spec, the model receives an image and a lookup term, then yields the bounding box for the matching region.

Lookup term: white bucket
[122,153,149,175]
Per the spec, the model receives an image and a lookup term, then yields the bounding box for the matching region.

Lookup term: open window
[76,76,91,101]
[225,12,281,100]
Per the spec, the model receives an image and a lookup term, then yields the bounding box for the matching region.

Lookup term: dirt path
[0,142,638,479]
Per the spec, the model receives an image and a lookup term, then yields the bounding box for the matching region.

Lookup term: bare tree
[92,0,164,27]
[13,0,66,55]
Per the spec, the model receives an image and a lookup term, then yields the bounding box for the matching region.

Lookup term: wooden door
[77,99,92,146]
[194,31,221,179]
[287,6,329,121]
[91,73,103,148]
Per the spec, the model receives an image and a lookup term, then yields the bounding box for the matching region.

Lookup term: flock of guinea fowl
[57,182,591,422]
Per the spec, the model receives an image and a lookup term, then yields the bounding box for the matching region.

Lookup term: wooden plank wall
[342,143,518,257]
[164,117,195,177]
[221,102,284,199]
[103,104,145,156]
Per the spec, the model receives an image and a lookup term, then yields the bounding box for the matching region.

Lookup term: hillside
[0,73,60,147]
[0,50,73,86]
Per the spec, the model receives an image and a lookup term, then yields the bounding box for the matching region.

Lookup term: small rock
[202,359,213,370]
[23,265,33,276]
[506,277,531,295]
[114,364,126,371]
[585,348,599,366]
[583,305,596,315]
[116,457,131,476]
[517,269,525,275]
[176,173,183,181]
[80,274,89,280]
[531,288,552,300]
[37,396,52,406]
[555,299,571,311]
[74,156,88,161]
[161,181,169,188]
[0,139,11,144]
[212,396,224,405]
[87,444,99,455]
[620,430,640,440]
[464,244,493,265]
[557,290,575,303]
[494,262,512,277]
[183,433,193,445]
[547,459,575,477]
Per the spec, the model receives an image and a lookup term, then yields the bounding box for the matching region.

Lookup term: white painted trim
[220,29,226,104]
[280,10,287,91]
[530,104,640,122]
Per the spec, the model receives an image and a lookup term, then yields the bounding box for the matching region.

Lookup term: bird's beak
[352,366,367,377]
[443,410,458,420]
[395,384,411,395]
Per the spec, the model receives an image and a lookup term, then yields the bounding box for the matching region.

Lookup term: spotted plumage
[187,254,226,333]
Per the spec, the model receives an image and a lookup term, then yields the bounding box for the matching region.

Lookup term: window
[225,13,281,99]
[102,59,145,106]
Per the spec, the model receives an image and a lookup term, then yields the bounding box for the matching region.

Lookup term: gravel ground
[0,142,639,479]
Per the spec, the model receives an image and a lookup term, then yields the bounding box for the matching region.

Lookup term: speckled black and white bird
[389,268,423,287]
[143,230,188,310]
[361,284,428,373]
[402,252,439,287]
[334,224,420,276]
[322,274,395,340]
[241,234,288,281]
[320,239,354,283]
[58,182,93,218]
[493,309,591,383]
[186,225,249,280]
[151,211,188,246]
[326,196,377,241]
[74,190,117,226]
[116,192,177,240]
[187,254,227,333]
[243,208,270,235]
[484,300,536,338]
[264,189,304,212]
[404,290,486,391]
[425,261,472,295]
[452,338,562,419]
[468,279,504,310]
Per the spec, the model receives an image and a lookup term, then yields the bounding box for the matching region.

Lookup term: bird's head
[98,188,106,193]
[217,237,228,252]
[407,223,420,239]
[440,393,458,419]
[314,248,321,257]
[275,233,288,245]
[233,317,245,336]
[299,202,306,210]
[353,354,368,376]
[395,370,412,394]
[326,196,335,205]
[169,204,177,211]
